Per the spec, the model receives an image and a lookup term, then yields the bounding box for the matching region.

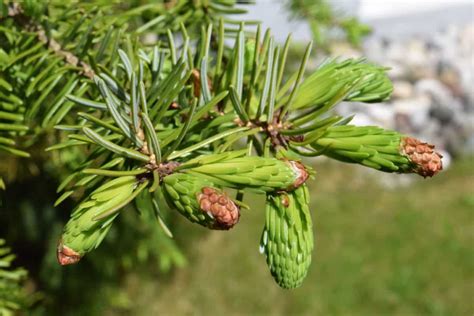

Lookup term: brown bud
[191,69,201,98]
[157,161,181,178]
[57,241,81,266]
[191,68,212,98]
[169,102,180,109]
[286,160,309,191]
[281,194,290,207]
[402,137,443,177]
[198,188,240,230]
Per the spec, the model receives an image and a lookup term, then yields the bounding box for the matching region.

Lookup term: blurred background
[1,1,473,315]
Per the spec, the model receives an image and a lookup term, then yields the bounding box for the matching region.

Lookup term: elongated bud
[182,152,309,193]
[260,185,314,289]
[312,125,443,177]
[163,173,240,230]
[291,59,392,110]
[57,176,138,265]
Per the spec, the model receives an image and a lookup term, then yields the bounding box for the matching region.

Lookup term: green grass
[122,158,473,316]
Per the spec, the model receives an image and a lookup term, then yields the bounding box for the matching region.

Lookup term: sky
[358,0,473,19]
[243,0,473,41]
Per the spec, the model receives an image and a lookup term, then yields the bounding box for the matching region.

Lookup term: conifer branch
[0,0,444,295]
[3,2,95,79]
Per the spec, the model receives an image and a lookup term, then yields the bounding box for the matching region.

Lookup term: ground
[113,157,473,316]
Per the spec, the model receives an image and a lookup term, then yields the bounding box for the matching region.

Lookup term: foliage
[0,0,444,313]
[286,0,372,48]
[0,239,27,315]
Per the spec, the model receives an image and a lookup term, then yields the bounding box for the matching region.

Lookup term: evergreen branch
[3,2,95,78]
[0,0,444,295]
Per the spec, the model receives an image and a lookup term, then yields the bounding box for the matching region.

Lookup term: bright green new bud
[163,173,240,230]
[260,185,314,289]
[290,58,392,110]
[311,125,443,176]
[182,152,309,194]
[57,176,139,265]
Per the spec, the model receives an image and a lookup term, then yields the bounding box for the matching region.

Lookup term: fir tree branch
[3,2,95,79]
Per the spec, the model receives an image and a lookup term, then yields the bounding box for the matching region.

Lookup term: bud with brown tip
[57,176,139,265]
[402,137,443,177]
[181,151,311,193]
[312,125,443,177]
[57,242,81,266]
[285,160,309,191]
[198,187,240,230]
[163,173,240,230]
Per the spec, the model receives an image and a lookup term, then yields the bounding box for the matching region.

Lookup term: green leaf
[96,77,142,147]
[0,123,28,132]
[257,38,274,120]
[163,98,197,159]
[78,112,122,134]
[141,112,161,163]
[229,86,249,122]
[66,95,107,110]
[82,127,149,162]
[118,49,134,80]
[54,190,74,207]
[267,45,280,123]
[278,41,313,120]
[152,199,173,238]
[200,57,212,104]
[83,168,147,177]
[167,126,249,160]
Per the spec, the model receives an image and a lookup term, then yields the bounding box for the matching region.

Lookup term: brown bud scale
[286,160,309,191]
[158,161,181,178]
[198,187,240,230]
[191,69,212,98]
[57,241,82,266]
[281,194,290,207]
[402,137,443,177]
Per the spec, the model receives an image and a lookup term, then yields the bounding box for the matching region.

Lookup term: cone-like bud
[57,176,138,265]
[401,137,443,177]
[312,125,443,177]
[182,152,309,193]
[163,173,240,230]
[260,185,314,289]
